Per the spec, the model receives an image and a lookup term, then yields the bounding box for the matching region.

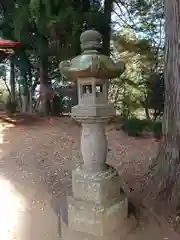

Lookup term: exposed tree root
[136,140,180,232]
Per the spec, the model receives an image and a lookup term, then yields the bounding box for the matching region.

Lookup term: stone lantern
[59,30,127,240]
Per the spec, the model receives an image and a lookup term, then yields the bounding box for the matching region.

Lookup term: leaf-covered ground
[0,116,178,239]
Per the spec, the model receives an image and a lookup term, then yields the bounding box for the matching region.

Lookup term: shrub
[140,119,154,131]
[5,99,17,114]
[52,95,66,116]
[121,117,162,138]
[121,117,145,137]
[153,121,162,140]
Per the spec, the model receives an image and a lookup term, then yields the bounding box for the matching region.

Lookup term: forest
[0,0,164,120]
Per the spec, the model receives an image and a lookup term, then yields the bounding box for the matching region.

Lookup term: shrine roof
[0,39,21,48]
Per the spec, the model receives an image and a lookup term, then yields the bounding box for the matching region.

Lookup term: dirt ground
[0,115,179,239]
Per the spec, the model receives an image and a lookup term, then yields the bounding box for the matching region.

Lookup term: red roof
[0,39,21,48]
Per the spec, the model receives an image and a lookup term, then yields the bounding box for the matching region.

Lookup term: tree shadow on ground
[0,119,74,239]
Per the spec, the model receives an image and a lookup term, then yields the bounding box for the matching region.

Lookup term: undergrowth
[121,117,162,139]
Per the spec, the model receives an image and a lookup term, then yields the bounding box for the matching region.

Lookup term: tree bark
[141,99,151,119]
[28,67,33,113]
[140,0,180,219]
[102,0,114,55]
[22,73,29,113]
[22,95,28,113]
[102,0,114,98]
[39,57,53,116]
[10,58,16,103]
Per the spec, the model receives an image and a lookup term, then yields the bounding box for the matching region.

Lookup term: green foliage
[121,117,162,138]
[0,88,9,103]
[51,94,64,116]
[116,34,154,60]
[111,29,157,115]
[5,98,17,114]
[13,3,30,41]
[111,0,164,116]
[121,118,138,136]
[121,117,146,137]
[0,0,165,118]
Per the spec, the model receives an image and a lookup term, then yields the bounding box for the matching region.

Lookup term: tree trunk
[102,0,114,98]
[10,58,16,103]
[39,57,53,116]
[102,0,113,55]
[145,107,150,119]
[31,75,39,96]
[22,95,28,113]
[28,68,33,113]
[22,74,29,113]
[141,99,151,119]
[140,0,180,219]
[28,89,33,113]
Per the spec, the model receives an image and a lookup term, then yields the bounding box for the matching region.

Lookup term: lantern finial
[80,29,102,52]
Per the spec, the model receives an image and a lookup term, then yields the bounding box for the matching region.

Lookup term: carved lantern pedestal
[59,30,129,240]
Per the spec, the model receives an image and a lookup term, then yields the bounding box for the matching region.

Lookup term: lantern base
[60,165,129,240]
[71,165,120,203]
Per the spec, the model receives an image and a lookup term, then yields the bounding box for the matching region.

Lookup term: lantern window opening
[82,84,92,94]
[95,84,103,93]
[95,84,103,98]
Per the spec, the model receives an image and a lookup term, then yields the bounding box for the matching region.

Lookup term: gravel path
[0,117,177,240]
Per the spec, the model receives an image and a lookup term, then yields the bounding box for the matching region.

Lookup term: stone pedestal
[61,166,128,240]
[72,166,121,203]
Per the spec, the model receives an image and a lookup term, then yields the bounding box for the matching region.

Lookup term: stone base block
[72,166,121,203]
[67,196,127,236]
[61,218,129,240]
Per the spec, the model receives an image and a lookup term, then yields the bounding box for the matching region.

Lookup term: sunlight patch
[0,176,27,240]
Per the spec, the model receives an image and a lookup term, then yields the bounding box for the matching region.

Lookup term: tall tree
[102,0,114,55]
[9,56,16,103]
[139,0,180,223]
